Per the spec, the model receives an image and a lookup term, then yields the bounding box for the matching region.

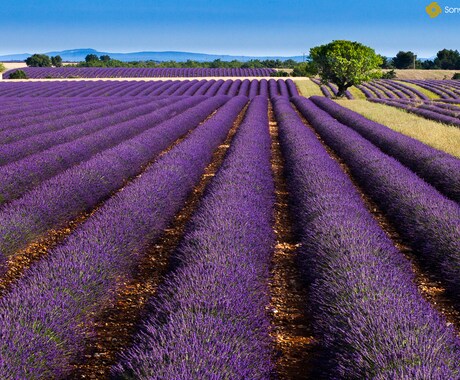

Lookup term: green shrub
[270,70,290,77]
[452,73,460,80]
[381,69,397,79]
[9,70,28,79]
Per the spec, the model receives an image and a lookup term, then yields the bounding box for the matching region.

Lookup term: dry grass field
[292,78,323,97]
[336,99,460,158]
[387,69,458,80]
[1,62,27,71]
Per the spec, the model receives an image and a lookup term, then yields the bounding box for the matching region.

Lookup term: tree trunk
[336,84,347,97]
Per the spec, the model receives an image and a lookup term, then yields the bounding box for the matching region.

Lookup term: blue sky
[0,0,458,57]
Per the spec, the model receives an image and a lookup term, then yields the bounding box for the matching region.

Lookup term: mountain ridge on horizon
[0,48,307,62]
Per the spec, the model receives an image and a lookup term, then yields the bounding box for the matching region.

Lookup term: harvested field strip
[399,81,441,99]
[311,96,460,202]
[336,99,460,158]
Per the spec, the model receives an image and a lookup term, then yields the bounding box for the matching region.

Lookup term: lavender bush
[0,96,229,264]
[0,96,248,379]
[0,96,200,204]
[310,96,460,202]
[112,96,275,379]
[273,96,460,379]
[293,96,460,298]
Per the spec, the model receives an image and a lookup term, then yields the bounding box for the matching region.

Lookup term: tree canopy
[392,51,416,69]
[51,55,63,67]
[310,40,382,97]
[85,54,100,63]
[434,49,460,69]
[25,54,52,67]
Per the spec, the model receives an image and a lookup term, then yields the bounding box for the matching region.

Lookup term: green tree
[291,62,317,77]
[25,54,52,67]
[392,51,416,69]
[310,40,382,97]
[282,59,298,69]
[434,49,460,69]
[378,55,393,69]
[100,55,111,62]
[421,59,436,69]
[9,70,28,79]
[381,69,397,79]
[85,54,99,63]
[51,55,63,67]
[0,62,5,73]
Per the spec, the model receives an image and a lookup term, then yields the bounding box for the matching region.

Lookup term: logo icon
[426,2,442,18]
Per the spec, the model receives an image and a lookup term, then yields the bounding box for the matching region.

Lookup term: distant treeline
[381,49,460,70]
[21,48,460,80]
[77,54,301,69]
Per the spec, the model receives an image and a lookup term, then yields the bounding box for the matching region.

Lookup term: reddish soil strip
[292,106,460,334]
[268,104,320,380]
[69,104,249,379]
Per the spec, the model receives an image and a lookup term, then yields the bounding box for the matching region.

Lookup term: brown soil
[0,215,90,297]
[268,104,319,379]
[69,102,249,379]
[292,106,460,333]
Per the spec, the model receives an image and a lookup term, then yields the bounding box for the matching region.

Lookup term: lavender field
[0,78,459,380]
[2,67,276,79]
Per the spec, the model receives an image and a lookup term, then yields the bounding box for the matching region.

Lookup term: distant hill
[0,48,305,63]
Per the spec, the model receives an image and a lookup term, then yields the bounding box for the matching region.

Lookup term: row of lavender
[0,89,459,379]
[297,96,460,296]
[402,79,460,100]
[274,96,460,378]
[0,97,231,266]
[112,96,460,377]
[114,96,275,378]
[310,96,460,201]
[311,77,460,101]
[356,79,431,101]
[0,96,248,378]
[368,97,460,127]
[309,78,460,125]
[359,79,460,101]
[0,78,298,98]
[3,67,276,79]
[0,97,199,207]
[310,77,354,99]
